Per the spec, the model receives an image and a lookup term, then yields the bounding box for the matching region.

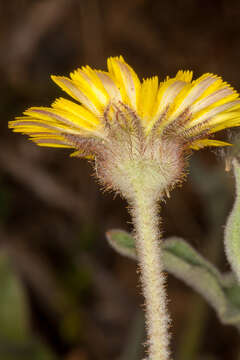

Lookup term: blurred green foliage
[0,253,57,360]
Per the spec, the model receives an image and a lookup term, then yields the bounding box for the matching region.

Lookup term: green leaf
[106,229,240,328]
[0,253,29,343]
[106,229,136,259]
[0,252,58,360]
[224,159,240,284]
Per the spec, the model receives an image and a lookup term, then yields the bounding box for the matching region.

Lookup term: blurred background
[1,0,240,359]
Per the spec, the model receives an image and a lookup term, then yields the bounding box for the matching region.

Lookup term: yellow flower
[9,56,240,198]
[9,56,240,154]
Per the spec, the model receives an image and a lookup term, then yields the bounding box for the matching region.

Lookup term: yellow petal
[137,77,158,125]
[70,150,94,159]
[9,118,79,135]
[96,71,122,101]
[52,98,100,127]
[70,66,110,111]
[190,87,237,115]
[107,56,141,109]
[149,78,189,132]
[189,100,240,128]
[190,138,232,150]
[51,75,100,114]
[170,74,223,120]
[25,107,98,132]
[175,70,193,83]
[31,134,74,148]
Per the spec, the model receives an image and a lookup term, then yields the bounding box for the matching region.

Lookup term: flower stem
[131,191,170,360]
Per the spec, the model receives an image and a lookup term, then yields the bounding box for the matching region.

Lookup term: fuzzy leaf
[106,229,136,259]
[106,229,240,327]
[224,159,240,284]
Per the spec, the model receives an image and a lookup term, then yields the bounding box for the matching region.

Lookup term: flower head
[9,56,240,199]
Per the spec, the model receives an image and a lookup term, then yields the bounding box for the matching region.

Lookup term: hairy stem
[131,192,170,360]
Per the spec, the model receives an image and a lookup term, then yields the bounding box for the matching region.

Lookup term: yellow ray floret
[9,56,240,154]
[137,77,158,124]
[51,76,99,115]
[175,70,193,83]
[190,139,232,150]
[69,66,110,111]
[150,78,190,131]
[107,56,141,109]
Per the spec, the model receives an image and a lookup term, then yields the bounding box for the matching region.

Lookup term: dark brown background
[1,1,240,359]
